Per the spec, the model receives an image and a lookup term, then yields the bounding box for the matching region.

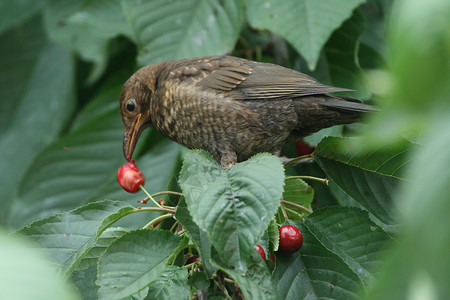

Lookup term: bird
[120,56,374,169]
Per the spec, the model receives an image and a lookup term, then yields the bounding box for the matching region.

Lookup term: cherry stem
[285,175,328,185]
[151,191,183,198]
[280,202,289,220]
[281,200,313,214]
[283,154,314,167]
[143,213,173,229]
[284,206,306,220]
[139,185,163,208]
[134,206,176,214]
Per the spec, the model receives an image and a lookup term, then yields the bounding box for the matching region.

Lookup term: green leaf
[0,16,75,224]
[304,207,394,284]
[97,229,181,300]
[175,197,217,275]
[246,0,365,70]
[221,256,280,300]
[7,110,125,228]
[314,136,417,224]
[146,266,189,300]
[273,222,364,299]
[14,200,134,276]
[179,151,284,271]
[120,0,244,66]
[188,271,210,291]
[0,0,44,34]
[75,227,129,271]
[0,233,80,300]
[43,0,109,82]
[267,218,279,252]
[319,10,371,99]
[283,178,314,207]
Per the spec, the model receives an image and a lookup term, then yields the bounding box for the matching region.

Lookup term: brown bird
[120,56,374,168]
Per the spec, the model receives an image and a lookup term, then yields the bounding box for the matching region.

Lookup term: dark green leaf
[283,178,314,208]
[187,271,210,291]
[7,110,124,228]
[119,0,244,66]
[175,197,217,275]
[14,200,134,276]
[304,207,394,284]
[146,266,189,300]
[246,0,365,69]
[179,151,284,271]
[97,229,181,300]
[273,222,364,299]
[314,137,417,224]
[0,0,44,34]
[217,253,279,300]
[0,16,75,224]
[43,0,109,81]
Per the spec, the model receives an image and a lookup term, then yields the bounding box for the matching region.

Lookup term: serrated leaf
[97,229,181,300]
[246,0,365,70]
[304,207,394,284]
[146,266,189,300]
[120,0,244,66]
[0,16,75,224]
[179,151,284,271]
[175,197,217,275]
[14,200,133,276]
[273,221,364,299]
[314,137,417,224]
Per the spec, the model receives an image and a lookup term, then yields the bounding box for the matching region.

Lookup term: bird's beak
[123,113,144,161]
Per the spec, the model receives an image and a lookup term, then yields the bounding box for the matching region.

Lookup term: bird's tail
[320,96,378,114]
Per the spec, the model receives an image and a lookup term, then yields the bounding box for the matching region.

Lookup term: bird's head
[120,63,166,161]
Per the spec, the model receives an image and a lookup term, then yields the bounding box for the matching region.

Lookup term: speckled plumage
[120,56,374,168]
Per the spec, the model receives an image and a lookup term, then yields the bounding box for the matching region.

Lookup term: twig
[286,175,328,185]
[281,200,313,214]
[143,213,173,229]
[283,154,314,167]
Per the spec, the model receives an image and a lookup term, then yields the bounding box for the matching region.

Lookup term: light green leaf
[304,207,394,284]
[146,266,189,300]
[97,229,181,300]
[0,16,75,224]
[14,200,134,276]
[179,151,284,271]
[0,233,80,300]
[273,221,364,299]
[314,136,417,224]
[283,178,314,208]
[246,0,365,70]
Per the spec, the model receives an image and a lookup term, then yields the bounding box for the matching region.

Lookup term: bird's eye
[126,99,136,112]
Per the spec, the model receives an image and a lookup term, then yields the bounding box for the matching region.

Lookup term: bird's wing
[164,56,350,101]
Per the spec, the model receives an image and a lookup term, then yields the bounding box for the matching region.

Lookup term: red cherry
[117,162,145,193]
[186,255,201,265]
[295,139,315,156]
[255,244,266,260]
[279,225,303,253]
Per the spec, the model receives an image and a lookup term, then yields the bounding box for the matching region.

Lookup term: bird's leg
[220,151,237,169]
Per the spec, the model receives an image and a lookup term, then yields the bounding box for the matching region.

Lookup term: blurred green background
[0,0,449,299]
